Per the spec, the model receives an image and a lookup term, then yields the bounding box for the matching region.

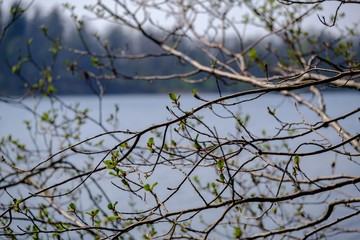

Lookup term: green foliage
[1,1,359,239]
[40,25,48,36]
[248,48,258,61]
[267,106,276,116]
[147,137,155,153]
[121,179,129,187]
[293,155,300,175]
[68,202,76,212]
[11,62,21,74]
[107,201,118,211]
[211,59,217,68]
[193,134,201,150]
[86,209,100,225]
[144,182,158,192]
[217,159,225,171]
[10,198,23,212]
[91,57,99,67]
[233,226,242,238]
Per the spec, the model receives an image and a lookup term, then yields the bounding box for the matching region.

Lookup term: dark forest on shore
[1,5,358,96]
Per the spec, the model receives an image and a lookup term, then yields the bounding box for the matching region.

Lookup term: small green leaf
[119,169,126,176]
[273,207,277,214]
[211,59,217,68]
[104,39,108,47]
[194,141,201,150]
[41,111,49,121]
[249,48,257,61]
[169,92,177,101]
[217,159,225,170]
[294,155,299,164]
[121,179,129,187]
[294,155,300,170]
[147,137,154,147]
[107,216,121,221]
[47,84,57,93]
[91,57,99,67]
[12,63,21,74]
[95,140,104,146]
[120,141,127,150]
[219,173,225,181]
[144,184,151,191]
[233,226,242,238]
[69,203,76,211]
[41,25,48,35]
[194,134,199,141]
[267,106,276,116]
[38,79,44,87]
[104,160,112,165]
[193,176,200,184]
[94,209,99,215]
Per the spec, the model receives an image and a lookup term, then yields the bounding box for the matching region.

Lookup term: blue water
[0,91,359,239]
[1,91,358,142]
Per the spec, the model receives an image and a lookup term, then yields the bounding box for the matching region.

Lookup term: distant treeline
[0,5,357,96]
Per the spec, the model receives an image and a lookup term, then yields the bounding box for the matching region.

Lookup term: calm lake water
[1,91,359,191]
[1,91,359,140]
[0,91,359,238]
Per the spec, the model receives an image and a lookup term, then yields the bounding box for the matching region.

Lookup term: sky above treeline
[2,0,360,36]
[36,1,360,30]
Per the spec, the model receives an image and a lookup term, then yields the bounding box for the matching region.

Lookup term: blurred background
[1,0,359,95]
